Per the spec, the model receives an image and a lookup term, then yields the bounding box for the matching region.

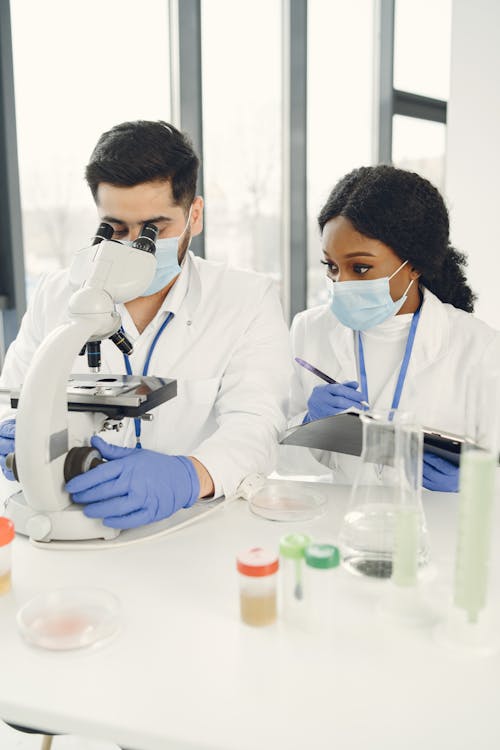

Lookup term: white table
[0,482,499,750]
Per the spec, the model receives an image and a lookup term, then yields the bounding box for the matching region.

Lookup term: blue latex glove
[422,452,459,492]
[0,419,16,481]
[65,435,200,529]
[303,381,365,423]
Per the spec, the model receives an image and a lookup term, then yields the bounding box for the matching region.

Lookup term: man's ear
[190,196,204,237]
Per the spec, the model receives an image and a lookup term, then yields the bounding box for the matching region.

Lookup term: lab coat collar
[156,250,191,316]
[327,313,358,382]
[408,286,450,375]
[156,250,202,321]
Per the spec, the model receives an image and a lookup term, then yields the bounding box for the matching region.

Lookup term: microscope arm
[15,317,109,512]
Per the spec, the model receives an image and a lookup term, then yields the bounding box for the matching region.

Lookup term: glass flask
[338,409,429,579]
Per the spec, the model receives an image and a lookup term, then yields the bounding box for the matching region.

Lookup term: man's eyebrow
[101,215,172,224]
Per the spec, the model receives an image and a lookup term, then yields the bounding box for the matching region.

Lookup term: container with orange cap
[236,547,279,626]
[0,517,15,595]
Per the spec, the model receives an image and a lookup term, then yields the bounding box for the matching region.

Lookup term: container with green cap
[304,543,340,629]
[279,533,311,625]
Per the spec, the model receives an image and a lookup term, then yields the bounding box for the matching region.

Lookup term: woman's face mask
[329,260,414,330]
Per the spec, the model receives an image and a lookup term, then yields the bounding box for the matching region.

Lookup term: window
[392,115,446,192]
[307,0,374,308]
[10,0,171,296]
[201,0,283,291]
[393,0,452,100]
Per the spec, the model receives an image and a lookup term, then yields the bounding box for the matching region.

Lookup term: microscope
[3,222,177,543]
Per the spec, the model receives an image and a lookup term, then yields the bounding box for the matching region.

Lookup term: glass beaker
[338,409,429,579]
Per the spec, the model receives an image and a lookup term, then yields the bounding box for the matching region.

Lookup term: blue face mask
[329,260,414,330]
[141,209,192,296]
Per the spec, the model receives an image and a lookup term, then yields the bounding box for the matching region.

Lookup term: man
[0,120,291,528]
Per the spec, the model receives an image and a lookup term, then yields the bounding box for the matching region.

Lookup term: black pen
[294,357,338,384]
[294,357,369,407]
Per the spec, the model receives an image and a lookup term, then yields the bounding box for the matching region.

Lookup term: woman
[289,165,500,490]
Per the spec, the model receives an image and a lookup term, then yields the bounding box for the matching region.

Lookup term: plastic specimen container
[304,543,340,628]
[236,547,279,626]
[279,533,312,626]
[17,588,121,650]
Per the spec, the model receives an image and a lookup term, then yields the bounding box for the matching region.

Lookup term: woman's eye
[353,264,371,275]
[320,259,338,275]
[112,229,127,238]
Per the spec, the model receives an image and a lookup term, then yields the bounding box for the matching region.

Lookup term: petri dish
[17,587,120,651]
[248,480,327,522]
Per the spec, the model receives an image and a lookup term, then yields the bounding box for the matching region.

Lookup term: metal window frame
[393,89,447,124]
[374,0,447,164]
[282,0,308,323]
[169,0,205,258]
[0,0,26,359]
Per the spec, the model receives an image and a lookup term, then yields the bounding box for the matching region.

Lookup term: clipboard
[280,412,473,466]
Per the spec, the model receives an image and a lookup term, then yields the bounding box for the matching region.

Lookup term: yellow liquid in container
[240,592,277,626]
[0,570,12,595]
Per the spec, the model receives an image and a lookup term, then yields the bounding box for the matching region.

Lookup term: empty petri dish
[248,480,327,522]
[17,588,120,651]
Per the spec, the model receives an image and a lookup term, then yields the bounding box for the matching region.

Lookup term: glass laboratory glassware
[279,532,312,626]
[236,547,279,627]
[248,478,327,522]
[338,409,429,579]
[16,588,121,650]
[0,517,15,595]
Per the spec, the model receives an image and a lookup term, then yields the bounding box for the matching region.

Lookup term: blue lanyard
[358,307,421,411]
[123,311,174,448]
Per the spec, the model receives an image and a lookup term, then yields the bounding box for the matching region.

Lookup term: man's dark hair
[85,120,200,210]
[318,164,475,312]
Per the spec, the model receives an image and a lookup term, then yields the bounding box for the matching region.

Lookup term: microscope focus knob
[64,447,105,482]
[26,514,52,542]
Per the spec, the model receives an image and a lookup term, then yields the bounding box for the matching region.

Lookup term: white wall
[445,0,500,328]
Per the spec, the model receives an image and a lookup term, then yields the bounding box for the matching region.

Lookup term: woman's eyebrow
[343,252,377,259]
[322,250,376,260]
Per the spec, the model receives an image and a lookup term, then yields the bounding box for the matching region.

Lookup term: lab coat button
[186,320,192,326]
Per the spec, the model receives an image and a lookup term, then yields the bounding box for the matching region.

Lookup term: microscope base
[4,490,120,543]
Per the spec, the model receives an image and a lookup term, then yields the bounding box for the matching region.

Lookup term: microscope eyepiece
[132,222,158,254]
[92,222,114,245]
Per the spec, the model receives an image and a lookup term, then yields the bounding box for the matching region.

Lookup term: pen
[294,357,338,384]
[294,357,369,408]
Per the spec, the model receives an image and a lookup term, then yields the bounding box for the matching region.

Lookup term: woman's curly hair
[318,165,475,312]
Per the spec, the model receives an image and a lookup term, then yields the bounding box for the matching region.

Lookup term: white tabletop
[0,481,499,750]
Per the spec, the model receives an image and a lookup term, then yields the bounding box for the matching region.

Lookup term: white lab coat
[287,287,500,483]
[0,252,292,498]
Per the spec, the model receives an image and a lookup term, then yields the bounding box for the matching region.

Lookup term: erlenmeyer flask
[338,409,429,579]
